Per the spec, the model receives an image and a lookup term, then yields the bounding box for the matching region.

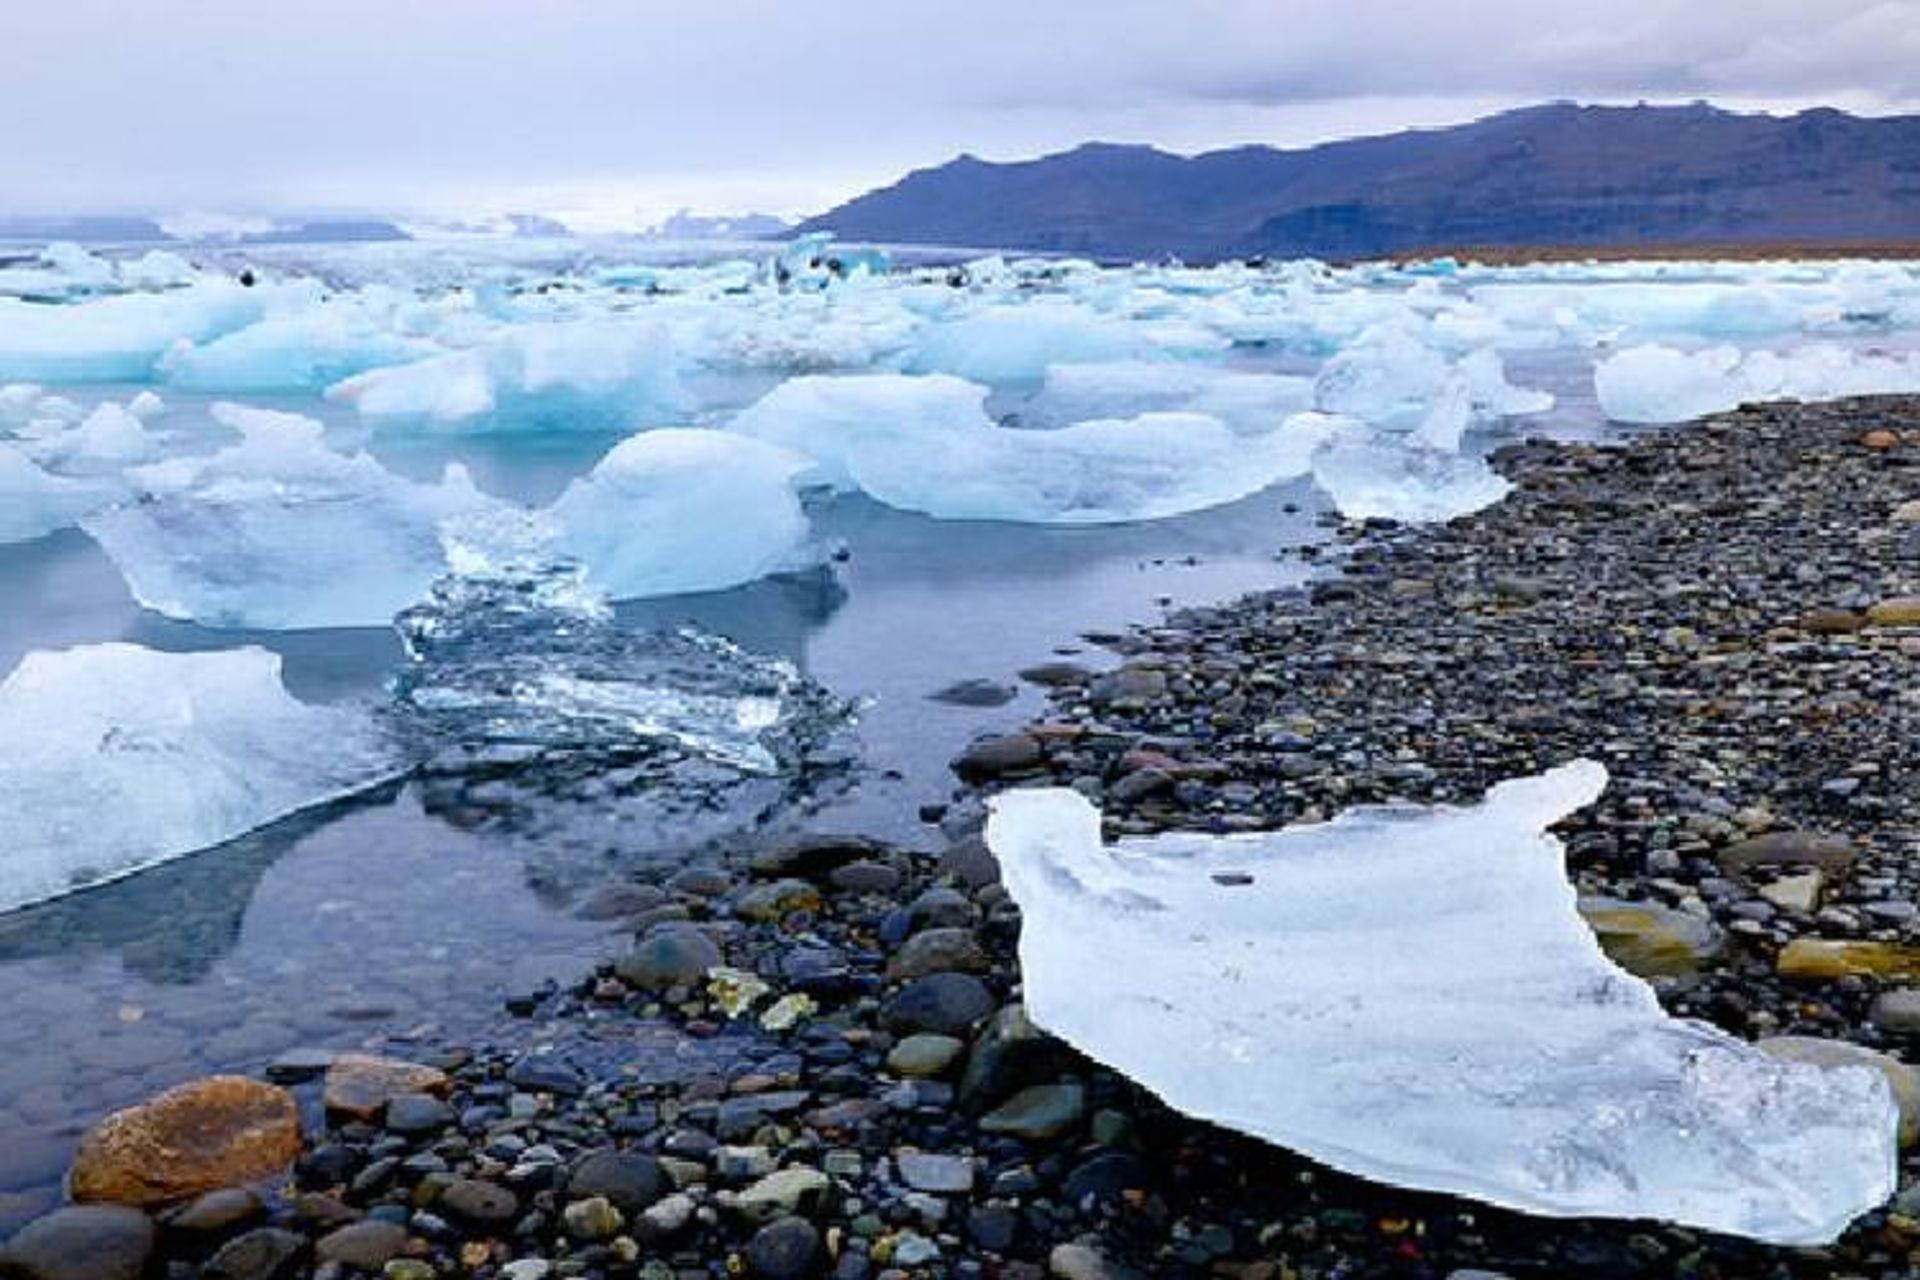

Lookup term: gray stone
[315,1220,409,1269]
[729,1167,831,1225]
[887,1033,967,1078]
[615,925,722,990]
[384,1092,456,1134]
[201,1228,308,1280]
[567,1148,667,1213]
[953,733,1044,781]
[896,1151,974,1194]
[746,1215,821,1279]
[979,1082,1086,1141]
[438,1177,519,1224]
[561,1194,624,1241]
[0,1205,155,1280]
[1873,988,1920,1035]
[887,928,988,982]
[882,972,994,1036]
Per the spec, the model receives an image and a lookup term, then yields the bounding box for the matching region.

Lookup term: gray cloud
[4,0,1914,225]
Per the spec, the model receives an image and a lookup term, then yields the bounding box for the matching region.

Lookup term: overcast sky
[8,0,1917,229]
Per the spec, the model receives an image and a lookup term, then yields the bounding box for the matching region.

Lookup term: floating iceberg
[549,429,817,600]
[0,443,121,544]
[1031,362,1315,435]
[906,301,1148,385]
[986,765,1898,1245]
[328,320,685,432]
[164,309,436,392]
[82,403,501,629]
[0,644,398,912]
[733,373,1328,524]
[0,284,270,382]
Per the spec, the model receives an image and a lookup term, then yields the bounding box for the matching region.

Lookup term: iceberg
[547,429,818,599]
[0,283,271,382]
[23,401,162,469]
[1309,419,1513,523]
[0,643,398,912]
[327,319,685,432]
[163,310,436,392]
[986,765,1898,1245]
[1031,362,1315,435]
[81,403,502,629]
[906,301,1148,385]
[0,443,120,544]
[1596,342,1920,424]
[733,373,1328,524]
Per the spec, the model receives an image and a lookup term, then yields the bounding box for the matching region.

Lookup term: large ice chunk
[986,765,1897,1245]
[1596,343,1920,424]
[547,429,818,599]
[0,643,398,911]
[733,373,1328,524]
[0,443,121,544]
[906,302,1148,385]
[0,284,271,381]
[1030,362,1315,435]
[81,403,502,629]
[327,320,685,432]
[164,310,436,392]
[1307,412,1512,523]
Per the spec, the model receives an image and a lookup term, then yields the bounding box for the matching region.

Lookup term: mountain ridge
[799,102,1920,262]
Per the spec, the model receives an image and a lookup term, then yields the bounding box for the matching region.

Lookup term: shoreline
[10,395,1920,1278]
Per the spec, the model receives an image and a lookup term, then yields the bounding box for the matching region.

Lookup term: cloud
[2,0,1912,224]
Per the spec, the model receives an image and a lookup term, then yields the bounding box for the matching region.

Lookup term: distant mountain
[0,216,171,245]
[800,103,1920,262]
[647,209,793,240]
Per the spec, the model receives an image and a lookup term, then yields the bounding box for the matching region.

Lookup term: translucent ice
[547,429,818,599]
[164,310,436,392]
[392,563,846,775]
[328,320,685,432]
[986,765,1897,1245]
[733,373,1328,524]
[906,302,1148,385]
[0,443,120,544]
[1595,343,1920,424]
[1309,414,1512,523]
[1030,362,1315,435]
[0,284,271,382]
[81,403,502,629]
[0,643,398,912]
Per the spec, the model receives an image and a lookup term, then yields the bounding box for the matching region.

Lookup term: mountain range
[799,102,1920,262]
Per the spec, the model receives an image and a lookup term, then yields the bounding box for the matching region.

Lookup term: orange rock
[69,1076,301,1207]
[322,1054,449,1122]
[1862,429,1901,450]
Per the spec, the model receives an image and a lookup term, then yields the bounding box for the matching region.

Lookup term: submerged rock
[68,1076,301,1207]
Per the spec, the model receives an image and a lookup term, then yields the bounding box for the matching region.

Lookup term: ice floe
[81,403,502,629]
[986,764,1898,1245]
[732,372,1331,524]
[547,429,818,599]
[0,643,399,912]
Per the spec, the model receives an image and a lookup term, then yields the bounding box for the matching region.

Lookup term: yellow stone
[1868,597,1920,627]
[1777,938,1920,980]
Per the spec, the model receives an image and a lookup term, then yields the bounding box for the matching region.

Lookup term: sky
[7,0,1918,230]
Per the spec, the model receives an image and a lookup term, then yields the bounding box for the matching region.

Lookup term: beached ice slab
[1595,342,1920,424]
[986,765,1898,1245]
[0,643,398,912]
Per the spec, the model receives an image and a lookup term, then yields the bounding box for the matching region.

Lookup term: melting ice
[986,764,1898,1245]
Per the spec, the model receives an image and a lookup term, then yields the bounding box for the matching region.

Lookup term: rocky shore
[10,394,1920,1280]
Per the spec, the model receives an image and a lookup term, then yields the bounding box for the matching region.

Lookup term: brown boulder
[322,1053,449,1122]
[69,1076,301,1207]
[1868,596,1920,627]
